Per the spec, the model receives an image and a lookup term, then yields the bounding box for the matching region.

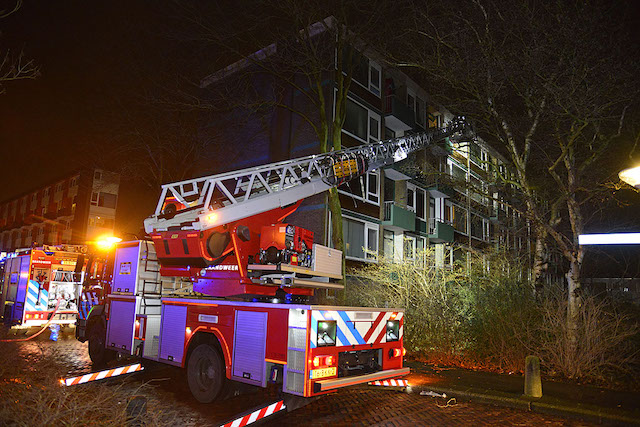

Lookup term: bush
[538,291,640,382]
[347,246,640,385]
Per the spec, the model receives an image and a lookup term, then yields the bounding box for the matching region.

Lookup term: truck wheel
[187,343,225,403]
[88,322,116,366]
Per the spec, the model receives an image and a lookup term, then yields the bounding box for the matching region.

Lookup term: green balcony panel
[382,202,415,232]
[428,220,454,243]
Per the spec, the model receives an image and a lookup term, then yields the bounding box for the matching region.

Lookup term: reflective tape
[368,378,409,387]
[220,400,286,427]
[62,363,143,386]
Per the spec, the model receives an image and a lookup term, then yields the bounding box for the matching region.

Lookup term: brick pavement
[271,388,595,426]
[12,334,595,426]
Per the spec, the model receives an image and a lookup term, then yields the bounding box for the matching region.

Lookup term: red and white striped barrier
[220,400,286,427]
[368,378,409,387]
[61,363,144,386]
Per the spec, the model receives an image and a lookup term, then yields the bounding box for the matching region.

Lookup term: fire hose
[0,298,63,342]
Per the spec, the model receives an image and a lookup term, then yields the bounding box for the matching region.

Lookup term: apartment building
[0,169,120,251]
[200,19,527,268]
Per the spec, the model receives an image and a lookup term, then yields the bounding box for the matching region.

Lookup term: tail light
[393,348,402,358]
[402,347,406,356]
[312,355,335,368]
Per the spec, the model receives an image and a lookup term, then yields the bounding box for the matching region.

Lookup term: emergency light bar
[578,233,640,245]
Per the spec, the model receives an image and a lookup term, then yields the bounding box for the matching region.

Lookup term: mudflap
[283,393,320,412]
[75,317,87,342]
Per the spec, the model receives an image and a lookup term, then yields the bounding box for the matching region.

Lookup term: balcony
[425,175,455,199]
[429,137,453,157]
[382,201,415,232]
[428,218,454,243]
[384,95,415,132]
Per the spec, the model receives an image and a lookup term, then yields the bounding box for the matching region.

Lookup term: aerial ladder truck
[76,116,469,407]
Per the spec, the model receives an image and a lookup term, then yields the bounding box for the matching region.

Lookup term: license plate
[310,367,337,379]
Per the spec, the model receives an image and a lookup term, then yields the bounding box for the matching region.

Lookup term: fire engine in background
[76,117,469,405]
[0,245,86,328]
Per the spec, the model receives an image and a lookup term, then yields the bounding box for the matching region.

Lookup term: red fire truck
[1,245,85,328]
[76,117,468,405]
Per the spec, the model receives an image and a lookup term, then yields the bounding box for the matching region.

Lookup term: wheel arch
[185,330,230,378]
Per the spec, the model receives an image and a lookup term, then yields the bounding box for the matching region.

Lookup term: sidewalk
[405,360,640,425]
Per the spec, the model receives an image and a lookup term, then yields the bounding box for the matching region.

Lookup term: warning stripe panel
[368,378,409,387]
[63,363,143,386]
[221,400,285,427]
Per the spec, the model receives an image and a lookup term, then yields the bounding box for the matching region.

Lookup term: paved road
[11,333,593,426]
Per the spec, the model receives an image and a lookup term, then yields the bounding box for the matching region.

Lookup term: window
[416,188,425,220]
[416,97,425,128]
[404,235,425,260]
[70,176,78,187]
[342,47,381,97]
[383,229,394,259]
[429,197,435,221]
[91,192,117,208]
[339,171,380,205]
[98,192,117,209]
[469,141,482,165]
[369,62,381,95]
[407,88,415,114]
[406,184,426,220]
[343,97,380,144]
[88,215,115,229]
[94,171,102,181]
[451,204,468,234]
[43,187,49,197]
[341,216,379,261]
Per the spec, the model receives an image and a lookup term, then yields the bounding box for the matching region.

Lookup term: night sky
[0,2,639,250]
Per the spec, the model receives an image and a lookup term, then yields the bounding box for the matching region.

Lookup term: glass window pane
[343,218,365,259]
[369,116,379,141]
[416,189,425,219]
[344,99,367,141]
[367,228,377,253]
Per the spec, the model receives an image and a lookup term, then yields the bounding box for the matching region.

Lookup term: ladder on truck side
[144,116,470,234]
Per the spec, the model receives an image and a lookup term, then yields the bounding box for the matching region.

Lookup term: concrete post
[524,355,542,398]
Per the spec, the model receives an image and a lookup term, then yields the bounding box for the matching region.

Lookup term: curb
[419,385,640,426]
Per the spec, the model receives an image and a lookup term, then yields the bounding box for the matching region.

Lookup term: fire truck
[1,245,85,328]
[76,117,469,405]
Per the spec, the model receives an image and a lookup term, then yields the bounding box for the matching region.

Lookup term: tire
[88,321,116,366]
[187,343,225,403]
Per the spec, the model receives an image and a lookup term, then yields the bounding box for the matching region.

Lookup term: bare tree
[0,1,39,94]
[172,0,392,264]
[388,0,638,345]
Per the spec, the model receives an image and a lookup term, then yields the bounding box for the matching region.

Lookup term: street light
[579,233,640,245]
[619,165,640,188]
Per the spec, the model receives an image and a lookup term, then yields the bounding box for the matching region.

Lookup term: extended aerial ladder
[142,116,470,298]
[145,116,469,234]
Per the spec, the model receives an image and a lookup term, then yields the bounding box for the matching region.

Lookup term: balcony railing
[384,95,415,132]
[383,201,416,231]
[428,218,454,243]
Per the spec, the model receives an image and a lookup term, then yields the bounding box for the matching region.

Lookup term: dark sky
[0,1,639,240]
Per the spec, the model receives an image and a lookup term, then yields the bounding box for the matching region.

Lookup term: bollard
[524,355,542,398]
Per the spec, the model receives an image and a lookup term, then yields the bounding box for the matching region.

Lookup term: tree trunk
[565,255,582,348]
[532,226,548,293]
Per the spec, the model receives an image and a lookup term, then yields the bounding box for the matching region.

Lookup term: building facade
[200,21,527,269]
[0,169,120,251]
